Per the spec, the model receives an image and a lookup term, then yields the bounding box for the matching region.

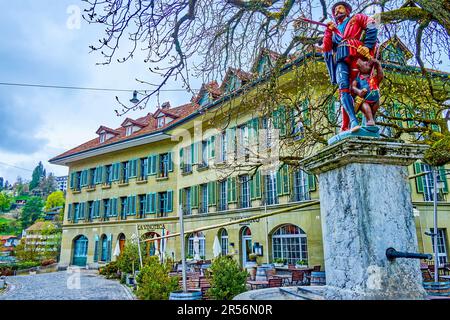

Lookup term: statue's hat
[332,1,353,16]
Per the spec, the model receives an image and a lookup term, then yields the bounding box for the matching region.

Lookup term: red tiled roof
[95,125,121,135]
[192,81,223,104]
[220,68,253,91]
[50,102,199,161]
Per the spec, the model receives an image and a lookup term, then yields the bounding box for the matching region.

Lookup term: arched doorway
[271,224,308,265]
[240,227,252,266]
[118,233,126,254]
[72,235,88,266]
[143,232,160,256]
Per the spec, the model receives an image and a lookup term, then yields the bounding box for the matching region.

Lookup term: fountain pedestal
[301,137,429,300]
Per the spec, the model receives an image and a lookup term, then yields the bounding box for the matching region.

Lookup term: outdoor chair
[422,268,447,282]
[313,265,321,272]
[199,276,211,299]
[266,269,276,279]
[267,277,283,288]
[290,270,305,286]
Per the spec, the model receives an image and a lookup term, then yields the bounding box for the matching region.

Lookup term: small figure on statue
[322,1,378,132]
[352,58,384,126]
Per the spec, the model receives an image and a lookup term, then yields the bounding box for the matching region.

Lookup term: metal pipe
[385,247,432,261]
[179,205,187,293]
[433,167,439,283]
[135,224,143,269]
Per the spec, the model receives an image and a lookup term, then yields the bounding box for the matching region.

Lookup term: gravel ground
[0,269,134,300]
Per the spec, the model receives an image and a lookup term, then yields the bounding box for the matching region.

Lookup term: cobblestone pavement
[0,269,134,300]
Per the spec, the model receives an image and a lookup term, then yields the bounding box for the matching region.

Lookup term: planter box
[274,263,284,268]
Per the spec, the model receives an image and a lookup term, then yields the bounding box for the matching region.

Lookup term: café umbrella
[213,236,222,258]
[113,240,121,257]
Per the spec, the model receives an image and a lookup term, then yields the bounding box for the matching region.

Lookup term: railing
[182,165,192,174]
[260,196,279,206]
[198,202,209,214]
[182,205,192,215]
[290,191,311,203]
[217,202,228,212]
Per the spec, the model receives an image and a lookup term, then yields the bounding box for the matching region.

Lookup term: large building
[55,176,68,193]
[50,39,450,269]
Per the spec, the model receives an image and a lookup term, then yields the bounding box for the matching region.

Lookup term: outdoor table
[247,280,269,290]
[273,274,291,286]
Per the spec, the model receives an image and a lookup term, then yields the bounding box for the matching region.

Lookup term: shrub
[135,256,179,300]
[116,243,140,274]
[207,255,248,300]
[99,261,120,279]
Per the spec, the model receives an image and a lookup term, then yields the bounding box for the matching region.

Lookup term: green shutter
[168,152,173,172]
[282,165,290,195]
[129,159,137,178]
[167,190,173,212]
[149,193,156,213]
[226,127,236,158]
[112,163,119,181]
[70,173,75,189]
[148,155,157,175]
[439,166,448,193]
[308,174,316,192]
[106,234,112,262]
[93,235,99,262]
[276,168,282,196]
[67,203,72,220]
[227,178,236,203]
[191,186,199,208]
[208,181,217,206]
[414,162,424,193]
[179,148,184,170]
[255,171,261,199]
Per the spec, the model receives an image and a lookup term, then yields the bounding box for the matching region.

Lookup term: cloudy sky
[0,1,199,184]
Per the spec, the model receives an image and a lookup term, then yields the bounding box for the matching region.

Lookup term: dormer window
[96,126,120,143]
[158,117,165,128]
[126,126,133,136]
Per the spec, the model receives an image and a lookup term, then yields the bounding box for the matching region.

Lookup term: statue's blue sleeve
[324,51,336,85]
[363,20,378,50]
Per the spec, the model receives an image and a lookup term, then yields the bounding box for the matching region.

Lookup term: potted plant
[273,258,285,267]
[295,260,308,269]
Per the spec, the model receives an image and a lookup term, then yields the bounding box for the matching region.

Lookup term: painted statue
[352,58,384,126]
[322,1,378,132]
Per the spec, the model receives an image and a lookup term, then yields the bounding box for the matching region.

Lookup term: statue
[352,58,384,126]
[322,1,378,132]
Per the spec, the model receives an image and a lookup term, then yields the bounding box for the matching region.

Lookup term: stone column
[301,137,429,300]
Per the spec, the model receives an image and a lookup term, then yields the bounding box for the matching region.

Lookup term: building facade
[50,41,450,269]
[55,176,68,193]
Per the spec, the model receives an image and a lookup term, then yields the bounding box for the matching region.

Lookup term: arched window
[219,229,228,255]
[187,232,205,259]
[272,224,308,265]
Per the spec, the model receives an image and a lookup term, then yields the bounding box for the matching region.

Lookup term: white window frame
[272,225,308,265]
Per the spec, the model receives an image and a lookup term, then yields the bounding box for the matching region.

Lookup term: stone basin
[234,286,326,300]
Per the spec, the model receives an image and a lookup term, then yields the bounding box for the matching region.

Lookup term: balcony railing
[198,202,208,214]
[182,205,192,215]
[217,201,228,212]
[290,191,311,203]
